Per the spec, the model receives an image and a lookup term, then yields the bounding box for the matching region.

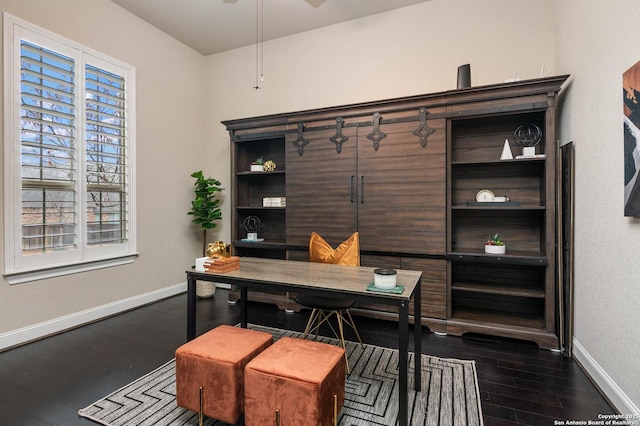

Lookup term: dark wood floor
[0,289,614,425]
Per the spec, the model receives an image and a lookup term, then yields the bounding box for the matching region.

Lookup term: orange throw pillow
[309,232,360,266]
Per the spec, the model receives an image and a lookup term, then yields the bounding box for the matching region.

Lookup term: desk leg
[414,279,422,391]
[398,300,409,426]
[240,286,248,328]
[187,274,196,341]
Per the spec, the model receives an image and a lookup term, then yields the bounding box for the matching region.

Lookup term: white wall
[556,0,640,414]
[207,0,556,243]
[0,0,210,342]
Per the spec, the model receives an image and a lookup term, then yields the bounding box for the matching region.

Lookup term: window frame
[3,14,137,284]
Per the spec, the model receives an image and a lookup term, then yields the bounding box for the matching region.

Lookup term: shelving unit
[226,132,305,310]
[222,75,569,347]
[446,104,559,349]
[232,136,287,258]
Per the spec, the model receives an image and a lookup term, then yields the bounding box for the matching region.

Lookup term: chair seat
[298,231,364,374]
[294,294,355,310]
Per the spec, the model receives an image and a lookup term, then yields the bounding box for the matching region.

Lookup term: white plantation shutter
[85,64,128,246]
[20,41,78,255]
[4,15,136,282]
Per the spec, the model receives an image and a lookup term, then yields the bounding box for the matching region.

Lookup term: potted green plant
[188,170,224,297]
[485,233,505,254]
[250,156,265,172]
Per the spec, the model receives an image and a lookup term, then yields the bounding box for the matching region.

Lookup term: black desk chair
[294,232,365,373]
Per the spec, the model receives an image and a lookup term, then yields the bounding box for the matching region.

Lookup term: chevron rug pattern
[79,325,482,425]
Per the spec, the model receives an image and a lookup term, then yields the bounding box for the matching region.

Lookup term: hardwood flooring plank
[481,380,563,407]
[480,400,519,424]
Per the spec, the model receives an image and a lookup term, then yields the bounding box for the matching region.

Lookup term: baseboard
[573,338,640,415]
[0,282,187,351]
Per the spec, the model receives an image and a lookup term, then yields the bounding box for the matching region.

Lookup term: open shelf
[237,206,286,210]
[447,250,547,266]
[450,308,545,330]
[236,170,286,177]
[236,173,285,207]
[234,137,286,174]
[452,205,545,210]
[451,161,546,208]
[449,111,547,163]
[451,281,545,298]
[451,157,546,166]
[450,207,547,254]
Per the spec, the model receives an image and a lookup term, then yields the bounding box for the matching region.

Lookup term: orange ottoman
[175,325,273,424]
[244,336,346,426]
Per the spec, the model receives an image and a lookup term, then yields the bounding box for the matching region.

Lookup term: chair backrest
[308,232,360,266]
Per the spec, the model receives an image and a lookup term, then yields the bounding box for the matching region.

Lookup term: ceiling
[110,0,430,56]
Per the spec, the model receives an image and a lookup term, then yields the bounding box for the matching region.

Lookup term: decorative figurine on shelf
[500,138,513,160]
[243,215,262,241]
[251,157,265,172]
[485,233,506,254]
[263,159,276,172]
[514,124,542,158]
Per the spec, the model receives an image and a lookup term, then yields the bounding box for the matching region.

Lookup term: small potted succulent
[485,233,505,254]
[250,157,265,172]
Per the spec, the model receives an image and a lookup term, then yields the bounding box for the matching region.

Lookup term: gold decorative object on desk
[206,241,231,259]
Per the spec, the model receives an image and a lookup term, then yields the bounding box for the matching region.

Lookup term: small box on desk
[204,256,240,273]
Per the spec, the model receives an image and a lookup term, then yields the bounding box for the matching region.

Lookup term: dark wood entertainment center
[223,75,569,349]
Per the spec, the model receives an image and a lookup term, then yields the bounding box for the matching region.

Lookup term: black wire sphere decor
[243,215,262,234]
[513,123,543,147]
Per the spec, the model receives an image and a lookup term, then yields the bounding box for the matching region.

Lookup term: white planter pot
[196,280,215,298]
[250,164,264,172]
[485,244,505,254]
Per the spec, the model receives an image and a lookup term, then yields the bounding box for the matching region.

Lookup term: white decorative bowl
[484,244,505,254]
[374,268,398,289]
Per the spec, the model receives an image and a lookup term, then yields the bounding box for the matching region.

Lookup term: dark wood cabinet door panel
[356,120,446,254]
[286,127,358,247]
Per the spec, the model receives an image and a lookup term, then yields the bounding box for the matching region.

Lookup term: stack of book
[204,256,240,273]
[262,197,286,207]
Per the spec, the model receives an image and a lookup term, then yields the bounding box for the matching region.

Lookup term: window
[3,14,136,283]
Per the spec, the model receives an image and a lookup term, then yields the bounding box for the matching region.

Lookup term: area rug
[78,325,483,425]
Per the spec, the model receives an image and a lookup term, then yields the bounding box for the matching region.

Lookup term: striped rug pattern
[79,325,482,425]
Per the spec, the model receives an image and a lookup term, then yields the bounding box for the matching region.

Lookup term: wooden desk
[186,257,422,426]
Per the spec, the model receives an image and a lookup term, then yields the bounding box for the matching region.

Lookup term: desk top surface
[188,257,422,299]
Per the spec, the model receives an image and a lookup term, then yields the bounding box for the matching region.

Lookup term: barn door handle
[350,175,355,203]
